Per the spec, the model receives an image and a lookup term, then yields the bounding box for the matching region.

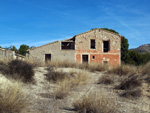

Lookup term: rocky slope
[131,44,150,54]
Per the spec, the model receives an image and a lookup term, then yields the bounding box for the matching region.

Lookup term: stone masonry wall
[75,29,121,66]
[28,41,75,62]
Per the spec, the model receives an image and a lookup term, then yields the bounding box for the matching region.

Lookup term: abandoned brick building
[27,28,121,66]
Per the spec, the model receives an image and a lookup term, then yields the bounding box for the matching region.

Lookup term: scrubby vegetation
[97,74,114,85]
[107,64,137,76]
[45,66,67,82]
[120,89,142,99]
[47,61,108,72]
[0,76,28,113]
[54,70,89,99]
[73,91,117,113]
[0,60,34,83]
[115,75,142,90]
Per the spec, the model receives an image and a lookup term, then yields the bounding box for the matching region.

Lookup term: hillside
[131,44,150,54]
[0,60,150,113]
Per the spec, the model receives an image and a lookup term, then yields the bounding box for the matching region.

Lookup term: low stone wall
[0,48,25,60]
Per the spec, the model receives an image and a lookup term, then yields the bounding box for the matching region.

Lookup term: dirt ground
[22,67,150,113]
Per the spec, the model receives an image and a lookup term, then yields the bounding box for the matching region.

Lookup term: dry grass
[0,76,29,113]
[0,60,35,83]
[54,77,71,99]
[98,74,114,85]
[115,75,142,90]
[45,66,67,82]
[53,70,89,99]
[46,60,108,72]
[26,58,45,67]
[78,63,108,72]
[108,64,137,76]
[73,91,117,113]
[141,62,150,75]
[120,89,142,99]
[47,60,78,68]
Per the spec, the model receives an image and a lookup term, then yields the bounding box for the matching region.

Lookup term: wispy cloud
[0,36,72,49]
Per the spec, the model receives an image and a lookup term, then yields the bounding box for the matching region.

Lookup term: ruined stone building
[0,48,25,60]
[27,28,121,66]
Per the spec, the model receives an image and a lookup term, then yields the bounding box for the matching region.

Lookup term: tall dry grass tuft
[115,75,142,90]
[73,91,117,113]
[0,76,29,113]
[45,66,67,82]
[141,62,150,75]
[108,64,137,76]
[78,63,108,72]
[54,77,71,99]
[53,70,89,99]
[26,58,45,67]
[120,89,142,99]
[71,70,89,87]
[98,74,114,85]
[46,60,108,72]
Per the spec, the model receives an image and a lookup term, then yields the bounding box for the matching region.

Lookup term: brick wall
[75,29,121,66]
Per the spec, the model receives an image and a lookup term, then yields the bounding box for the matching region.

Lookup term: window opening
[103,41,110,52]
[91,39,95,49]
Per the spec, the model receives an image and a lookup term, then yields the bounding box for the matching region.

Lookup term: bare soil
[22,67,150,113]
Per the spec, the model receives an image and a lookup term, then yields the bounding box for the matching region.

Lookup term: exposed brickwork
[75,28,121,66]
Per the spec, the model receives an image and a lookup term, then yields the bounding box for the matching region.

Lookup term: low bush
[0,77,29,113]
[45,66,67,82]
[98,75,114,85]
[0,61,9,75]
[115,75,142,90]
[54,78,71,99]
[73,92,117,113]
[120,89,142,99]
[0,60,34,83]
[8,60,34,82]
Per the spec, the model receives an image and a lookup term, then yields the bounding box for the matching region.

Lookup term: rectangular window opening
[61,42,75,50]
[103,41,110,52]
[91,39,95,49]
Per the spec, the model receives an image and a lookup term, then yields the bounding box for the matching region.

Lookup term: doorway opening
[82,55,88,63]
[45,54,51,62]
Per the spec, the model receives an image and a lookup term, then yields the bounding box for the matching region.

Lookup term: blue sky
[0,0,150,49]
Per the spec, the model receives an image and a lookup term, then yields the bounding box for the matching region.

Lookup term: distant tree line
[121,37,150,65]
[0,44,29,56]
